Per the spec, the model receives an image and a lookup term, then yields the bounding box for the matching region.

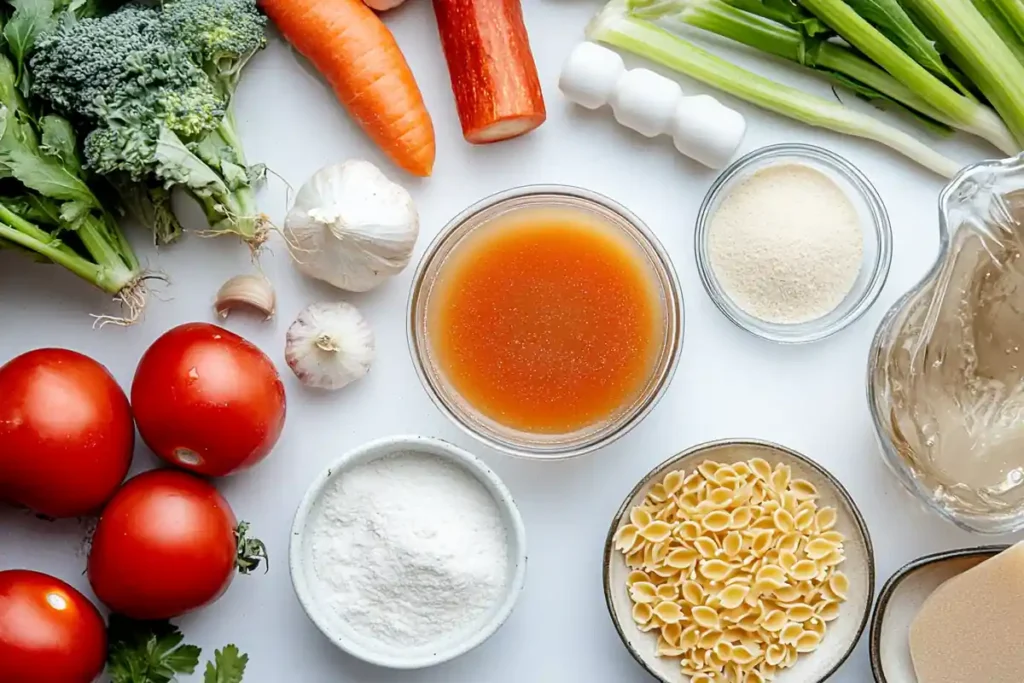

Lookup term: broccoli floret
[29,1,267,246]
[161,0,268,95]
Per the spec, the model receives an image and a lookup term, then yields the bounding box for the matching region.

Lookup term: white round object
[671,94,747,169]
[558,41,625,110]
[610,68,682,138]
[290,435,528,670]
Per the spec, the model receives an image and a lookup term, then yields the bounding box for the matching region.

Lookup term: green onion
[794,0,1017,153]
[990,0,1024,45]
[587,2,962,177]
[634,0,952,130]
[900,0,1024,147]
[969,0,1024,67]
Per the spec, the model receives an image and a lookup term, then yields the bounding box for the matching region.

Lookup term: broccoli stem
[0,202,139,294]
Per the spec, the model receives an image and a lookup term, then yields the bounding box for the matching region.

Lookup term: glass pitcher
[869,154,1024,534]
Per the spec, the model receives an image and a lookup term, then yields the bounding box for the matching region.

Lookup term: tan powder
[909,542,1024,683]
[708,164,864,324]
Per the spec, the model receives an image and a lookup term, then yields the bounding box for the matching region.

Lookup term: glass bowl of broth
[408,185,683,459]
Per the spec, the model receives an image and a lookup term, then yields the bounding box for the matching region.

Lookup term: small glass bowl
[695,144,892,344]
[408,185,684,460]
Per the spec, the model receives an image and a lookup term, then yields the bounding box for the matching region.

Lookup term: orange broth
[427,207,664,434]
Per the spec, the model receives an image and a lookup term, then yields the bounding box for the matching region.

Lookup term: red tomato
[88,469,264,620]
[0,570,107,683]
[0,349,134,518]
[131,322,286,477]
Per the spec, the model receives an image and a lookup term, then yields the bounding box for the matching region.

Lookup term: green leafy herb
[3,0,55,91]
[204,645,249,683]
[106,616,202,683]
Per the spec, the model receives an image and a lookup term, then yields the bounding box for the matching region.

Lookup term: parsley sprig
[106,615,248,683]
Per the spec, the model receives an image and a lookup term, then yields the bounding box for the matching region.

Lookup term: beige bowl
[603,439,874,682]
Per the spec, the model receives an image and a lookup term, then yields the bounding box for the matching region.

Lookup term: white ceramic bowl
[289,435,528,669]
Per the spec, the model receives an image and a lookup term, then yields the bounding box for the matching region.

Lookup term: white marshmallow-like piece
[671,95,748,169]
[558,42,746,169]
[610,68,682,138]
[558,41,625,110]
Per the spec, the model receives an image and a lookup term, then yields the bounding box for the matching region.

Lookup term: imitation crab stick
[433,0,546,143]
[261,0,436,177]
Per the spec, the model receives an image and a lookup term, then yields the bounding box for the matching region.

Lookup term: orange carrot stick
[261,0,436,177]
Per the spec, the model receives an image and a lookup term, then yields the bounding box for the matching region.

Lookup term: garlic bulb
[285,160,419,293]
[285,302,375,390]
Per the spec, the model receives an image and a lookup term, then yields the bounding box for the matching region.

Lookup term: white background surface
[1,2,1019,681]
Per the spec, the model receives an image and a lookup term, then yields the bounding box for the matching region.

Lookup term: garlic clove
[285,302,375,390]
[215,274,276,320]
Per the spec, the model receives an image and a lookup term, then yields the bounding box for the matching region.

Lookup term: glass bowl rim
[407,183,685,460]
[694,143,893,344]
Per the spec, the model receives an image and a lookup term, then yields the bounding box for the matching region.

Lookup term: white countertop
[1,2,1018,681]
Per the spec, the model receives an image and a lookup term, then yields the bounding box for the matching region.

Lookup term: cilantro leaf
[204,645,248,683]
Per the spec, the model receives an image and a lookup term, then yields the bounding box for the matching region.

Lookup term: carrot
[261,0,436,177]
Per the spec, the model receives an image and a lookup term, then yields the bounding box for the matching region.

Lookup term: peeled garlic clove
[215,274,276,320]
[285,302,375,390]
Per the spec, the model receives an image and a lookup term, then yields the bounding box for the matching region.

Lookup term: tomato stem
[234,521,269,574]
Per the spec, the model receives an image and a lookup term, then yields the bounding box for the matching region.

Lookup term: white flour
[309,451,509,648]
[708,163,864,324]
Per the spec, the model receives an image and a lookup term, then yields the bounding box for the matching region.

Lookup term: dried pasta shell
[678,520,703,541]
[730,506,754,529]
[692,606,721,630]
[708,486,734,507]
[630,507,653,528]
[657,583,678,600]
[691,675,715,683]
[632,602,653,624]
[654,600,685,624]
[750,529,774,556]
[682,580,706,606]
[789,560,818,582]
[805,617,826,636]
[714,640,734,661]
[776,532,802,554]
[703,511,732,532]
[723,531,743,557]
[744,670,765,683]
[700,559,734,582]
[720,584,750,610]
[781,492,798,515]
[755,565,786,585]
[779,550,797,572]
[772,584,802,603]
[662,620,682,645]
[765,642,786,666]
[794,507,815,531]
[656,638,684,658]
[772,509,795,534]
[698,629,723,649]
[815,508,838,532]
[749,458,773,481]
[630,582,658,603]
[706,649,727,670]
[795,631,822,653]
[627,570,651,586]
[829,572,850,600]
[791,479,818,500]
[680,625,700,650]
[651,564,681,579]
[641,520,673,543]
[626,548,645,568]
[662,470,685,495]
[806,538,837,560]
[771,465,791,492]
[779,623,803,645]
[698,460,722,480]
[694,536,719,558]
[614,524,639,552]
[751,515,776,530]
[760,609,787,632]
[821,549,846,567]
[666,547,700,569]
[786,604,814,622]
[648,482,668,503]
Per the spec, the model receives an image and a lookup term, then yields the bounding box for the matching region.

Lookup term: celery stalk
[990,0,1024,44]
[970,0,1024,66]
[898,0,1024,148]
[634,0,952,129]
[587,2,962,177]
[794,0,1018,153]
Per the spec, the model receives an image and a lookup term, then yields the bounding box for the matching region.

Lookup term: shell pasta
[615,458,848,681]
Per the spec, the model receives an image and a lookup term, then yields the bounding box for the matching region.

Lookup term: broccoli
[0,48,145,319]
[30,0,269,246]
